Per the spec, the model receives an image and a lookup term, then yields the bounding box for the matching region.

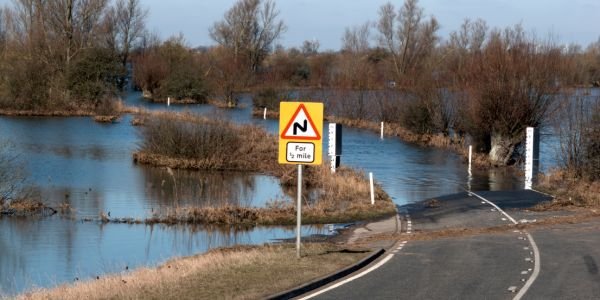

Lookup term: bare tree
[45,0,108,71]
[377,0,439,82]
[301,39,319,56]
[342,22,371,53]
[458,25,566,165]
[209,0,286,73]
[111,0,148,67]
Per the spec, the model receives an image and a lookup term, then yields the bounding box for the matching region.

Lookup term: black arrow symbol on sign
[293,120,307,135]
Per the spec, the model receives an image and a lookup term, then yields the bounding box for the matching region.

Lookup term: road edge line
[468,191,541,300]
[297,252,395,300]
[513,231,541,300]
[266,248,386,300]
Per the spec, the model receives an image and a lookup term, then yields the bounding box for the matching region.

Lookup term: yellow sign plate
[278,102,323,165]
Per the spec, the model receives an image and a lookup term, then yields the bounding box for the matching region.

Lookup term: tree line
[0,0,147,112]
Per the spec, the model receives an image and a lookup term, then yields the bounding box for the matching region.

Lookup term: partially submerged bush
[556,93,600,180]
[0,141,25,203]
[253,87,291,111]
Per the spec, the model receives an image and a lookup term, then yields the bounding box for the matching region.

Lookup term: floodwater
[2,87,594,295]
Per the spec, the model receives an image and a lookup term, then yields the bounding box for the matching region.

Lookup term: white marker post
[468,145,473,174]
[328,123,342,173]
[380,122,384,140]
[263,107,267,120]
[468,145,473,195]
[369,172,375,205]
[524,127,538,190]
[167,97,170,107]
[296,164,302,258]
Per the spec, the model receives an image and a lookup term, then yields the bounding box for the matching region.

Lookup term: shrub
[68,48,125,104]
[0,141,25,203]
[253,87,291,111]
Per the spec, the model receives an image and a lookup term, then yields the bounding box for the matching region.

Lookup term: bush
[0,141,25,203]
[583,103,600,180]
[556,93,600,180]
[95,95,122,116]
[253,87,290,110]
[155,63,208,102]
[68,48,125,104]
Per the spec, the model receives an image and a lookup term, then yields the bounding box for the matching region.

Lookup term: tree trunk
[489,131,516,166]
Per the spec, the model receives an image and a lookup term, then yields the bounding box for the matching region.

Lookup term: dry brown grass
[0,109,94,117]
[93,115,119,123]
[19,243,369,300]
[1,198,56,216]
[133,112,277,172]
[535,169,600,209]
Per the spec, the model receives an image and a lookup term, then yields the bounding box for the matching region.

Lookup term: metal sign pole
[296,164,302,258]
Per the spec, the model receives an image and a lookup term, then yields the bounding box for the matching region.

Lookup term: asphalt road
[304,190,600,300]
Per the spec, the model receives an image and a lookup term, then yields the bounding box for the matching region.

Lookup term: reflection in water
[140,166,284,208]
[0,218,325,295]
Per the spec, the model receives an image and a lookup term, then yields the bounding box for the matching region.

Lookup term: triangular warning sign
[281,104,321,140]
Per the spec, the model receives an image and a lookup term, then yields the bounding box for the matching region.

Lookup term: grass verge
[534,169,600,209]
[19,243,370,300]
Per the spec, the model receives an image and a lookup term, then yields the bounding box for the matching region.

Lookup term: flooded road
[1,88,589,295]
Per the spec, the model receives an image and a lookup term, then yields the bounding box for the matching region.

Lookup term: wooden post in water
[380,122,384,140]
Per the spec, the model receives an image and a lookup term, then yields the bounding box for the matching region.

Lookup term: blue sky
[2,0,599,50]
[144,0,600,49]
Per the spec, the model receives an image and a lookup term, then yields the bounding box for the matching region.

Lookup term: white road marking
[298,253,395,300]
[299,212,413,299]
[467,191,541,300]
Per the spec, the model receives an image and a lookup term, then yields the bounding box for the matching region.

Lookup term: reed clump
[1,198,57,217]
[134,111,278,172]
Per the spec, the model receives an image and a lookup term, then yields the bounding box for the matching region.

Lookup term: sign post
[278,102,323,258]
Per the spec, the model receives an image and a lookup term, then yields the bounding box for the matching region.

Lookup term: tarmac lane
[301,191,553,300]
[524,219,600,300]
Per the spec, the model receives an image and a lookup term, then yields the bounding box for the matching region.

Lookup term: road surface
[301,190,600,300]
